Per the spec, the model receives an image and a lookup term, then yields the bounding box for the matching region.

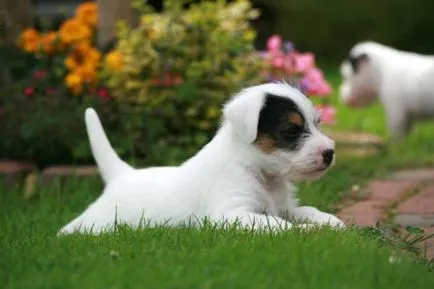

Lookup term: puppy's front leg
[213,210,312,232]
[290,206,345,229]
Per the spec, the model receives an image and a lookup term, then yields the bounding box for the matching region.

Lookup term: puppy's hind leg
[57,199,117,235]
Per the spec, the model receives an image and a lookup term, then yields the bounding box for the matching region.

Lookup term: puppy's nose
[322,149,334,166]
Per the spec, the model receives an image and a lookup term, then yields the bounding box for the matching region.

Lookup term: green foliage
[0,0,265,167]
[362,223,434,267]
[103,0,262,165]
[0,83,121,167]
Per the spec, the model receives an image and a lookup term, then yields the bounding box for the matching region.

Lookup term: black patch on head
[348,53,369,73]
[257,94,310,151]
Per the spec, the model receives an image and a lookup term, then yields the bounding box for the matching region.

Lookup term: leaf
[174,81,200,101]
[406,226,424,235]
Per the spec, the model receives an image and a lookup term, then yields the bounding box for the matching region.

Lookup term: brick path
[337,168,434,261]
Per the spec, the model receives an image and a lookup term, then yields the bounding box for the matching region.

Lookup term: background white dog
[339,41,434,138]
[59,83,344,235]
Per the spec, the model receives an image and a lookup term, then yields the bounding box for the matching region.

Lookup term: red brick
[397,185,434,214]
[338,200,384,226]
[0,160,37,187]
[0,160,35,173]
[42,166,97,176]
[368,180,417,204]
[41,165,98,184]
[388,169,434,182]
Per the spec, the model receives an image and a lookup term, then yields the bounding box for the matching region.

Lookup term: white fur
[340,41,434,138]
[58,83,344,235]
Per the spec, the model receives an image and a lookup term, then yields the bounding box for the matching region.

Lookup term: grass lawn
[2,69,434,288]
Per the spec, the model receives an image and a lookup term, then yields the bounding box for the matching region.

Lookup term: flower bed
[0,0,335,167]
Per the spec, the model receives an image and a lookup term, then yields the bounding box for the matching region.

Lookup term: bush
[0,0,336,167]
[0,1,120,167]
[103,0,263,165]
[0,84,121,167]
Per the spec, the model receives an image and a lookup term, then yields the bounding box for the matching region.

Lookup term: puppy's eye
[288,112,304,127]
[283,124,303,137]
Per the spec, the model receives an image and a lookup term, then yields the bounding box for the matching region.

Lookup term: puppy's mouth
[300,166,329,178]
[314,166,328,172]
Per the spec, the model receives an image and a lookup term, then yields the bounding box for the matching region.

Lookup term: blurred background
[17,0,434,59]
[1,0,434,169]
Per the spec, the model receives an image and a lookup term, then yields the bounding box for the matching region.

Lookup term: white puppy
[339,41,434,138]
[59,83,344,235]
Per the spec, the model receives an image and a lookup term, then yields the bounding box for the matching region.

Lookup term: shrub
[102,0,263,164]
[0,2,115,166]
[0,0,336,167]
[0,83,120,167]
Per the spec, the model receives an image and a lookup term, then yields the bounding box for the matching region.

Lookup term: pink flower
[302,68,332,96]
[97,87,110,102]
[315,82,332,96]
[271,56,284,69]
[32,70,47,80]
[283,55,295,73]
[316,105,336,125]
[294,53,314,73]
[304,68,324,82]
[45,87,57,95]
[267,35,282,52]
[173,73,184,86]
[24,87,35,97]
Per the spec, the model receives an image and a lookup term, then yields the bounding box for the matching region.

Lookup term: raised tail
[85,108,132,183]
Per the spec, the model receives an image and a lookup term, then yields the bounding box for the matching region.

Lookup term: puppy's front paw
[325,215,346,229]
[314,213,346,229]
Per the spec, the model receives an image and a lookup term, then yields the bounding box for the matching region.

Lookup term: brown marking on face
[254,134,277,154]
[288,112,304,127]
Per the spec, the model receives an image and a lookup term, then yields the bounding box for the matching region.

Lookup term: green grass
[2,69,434,288]
[1,180,434,289]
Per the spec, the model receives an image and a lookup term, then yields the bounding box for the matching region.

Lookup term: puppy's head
[339,42,382,108]
[223,83,335,181]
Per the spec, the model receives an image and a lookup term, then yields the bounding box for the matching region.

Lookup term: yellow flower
[59,18,91,44]
[206,107,220,119]
[40,32,58,54]
[141,15,153,25]
[65,73,83,95]
[144,26,160,40]
[21,28,40,53]
[198,121,212,130]
[243,30,256,41]
[75,2,98,27]
[105,50,123,71]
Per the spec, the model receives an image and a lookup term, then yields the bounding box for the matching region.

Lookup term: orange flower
[65,41,101,70]
[76,2,98,27]
[40,32,58,54]
[21,28,40,53]
[105,50,123,71]
[59,18,91,44]
[75,63,98,84]
[65,72,83,95]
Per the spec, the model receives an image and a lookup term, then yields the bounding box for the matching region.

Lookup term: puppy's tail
[85,108,132,183]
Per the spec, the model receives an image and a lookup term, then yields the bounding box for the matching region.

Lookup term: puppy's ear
[349,53,369,73]
[223,87,266,143]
